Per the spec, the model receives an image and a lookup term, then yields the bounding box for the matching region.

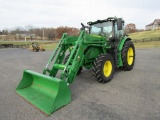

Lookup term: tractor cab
[87,17,124,41]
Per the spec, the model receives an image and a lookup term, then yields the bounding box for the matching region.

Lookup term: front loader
[16,17,135,115]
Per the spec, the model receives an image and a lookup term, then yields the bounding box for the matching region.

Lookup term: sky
[0,0,160,30]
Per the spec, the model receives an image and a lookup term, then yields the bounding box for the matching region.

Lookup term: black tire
[63,54,82,75]
[121,40,135,71]
[92,54,115,83]
[77,67,82,75]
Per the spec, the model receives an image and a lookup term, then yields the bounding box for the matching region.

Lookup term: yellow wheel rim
[127,47,134,65]
[103,60,112,77]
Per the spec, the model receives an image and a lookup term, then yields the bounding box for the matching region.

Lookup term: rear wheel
[121,40,135,70]
[92,54,115,83]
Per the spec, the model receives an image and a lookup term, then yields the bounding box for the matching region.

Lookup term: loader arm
[61,32,87,84]
[43,30,87,84]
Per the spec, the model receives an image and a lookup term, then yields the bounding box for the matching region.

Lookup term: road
[0,48,160,120]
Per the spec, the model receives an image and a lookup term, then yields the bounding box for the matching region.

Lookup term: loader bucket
[16,70,71,115]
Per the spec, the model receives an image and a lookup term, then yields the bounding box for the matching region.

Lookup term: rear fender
[117,36,131,67]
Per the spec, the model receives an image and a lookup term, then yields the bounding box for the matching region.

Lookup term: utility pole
[43,27,44,40]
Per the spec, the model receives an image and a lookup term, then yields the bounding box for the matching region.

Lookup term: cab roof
[87,17,124,25]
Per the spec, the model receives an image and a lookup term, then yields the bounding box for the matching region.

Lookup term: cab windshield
[90,22,113,38]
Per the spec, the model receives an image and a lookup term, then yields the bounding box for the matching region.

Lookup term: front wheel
[92,54,115,83]
[63,54,82,75]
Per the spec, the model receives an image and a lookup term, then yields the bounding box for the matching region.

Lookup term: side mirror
[117,18,123,30]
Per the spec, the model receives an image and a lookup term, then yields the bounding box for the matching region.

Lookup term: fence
[132,37,160,43]
[0,44,30,49]
[0,35,49,41]
[0,41,58,49]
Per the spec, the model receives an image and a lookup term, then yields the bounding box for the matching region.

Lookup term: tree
[2,29,9,35]
[1,26,80,40]
[56,26,79,38]
[124,23,137,34]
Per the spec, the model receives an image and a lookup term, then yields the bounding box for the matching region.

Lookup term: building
[146,19,160,30]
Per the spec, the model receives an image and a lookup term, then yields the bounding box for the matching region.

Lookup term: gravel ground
[0,48,160,120]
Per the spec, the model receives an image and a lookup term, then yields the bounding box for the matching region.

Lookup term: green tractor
[16,17,135,115]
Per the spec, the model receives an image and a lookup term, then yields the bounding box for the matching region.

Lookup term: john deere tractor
[16,17,135,115]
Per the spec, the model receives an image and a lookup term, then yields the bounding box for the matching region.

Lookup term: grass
[0,40,58,50]
[128,30,160,48]
[134,41,160,48]
[41,43,58,50]
[129,30,160,40]
[27,43,58,50]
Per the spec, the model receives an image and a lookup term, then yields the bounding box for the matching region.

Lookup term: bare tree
[124,23,137,34]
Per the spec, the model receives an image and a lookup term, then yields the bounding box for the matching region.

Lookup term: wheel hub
[103,61,112,77]
[127,47,134,65]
